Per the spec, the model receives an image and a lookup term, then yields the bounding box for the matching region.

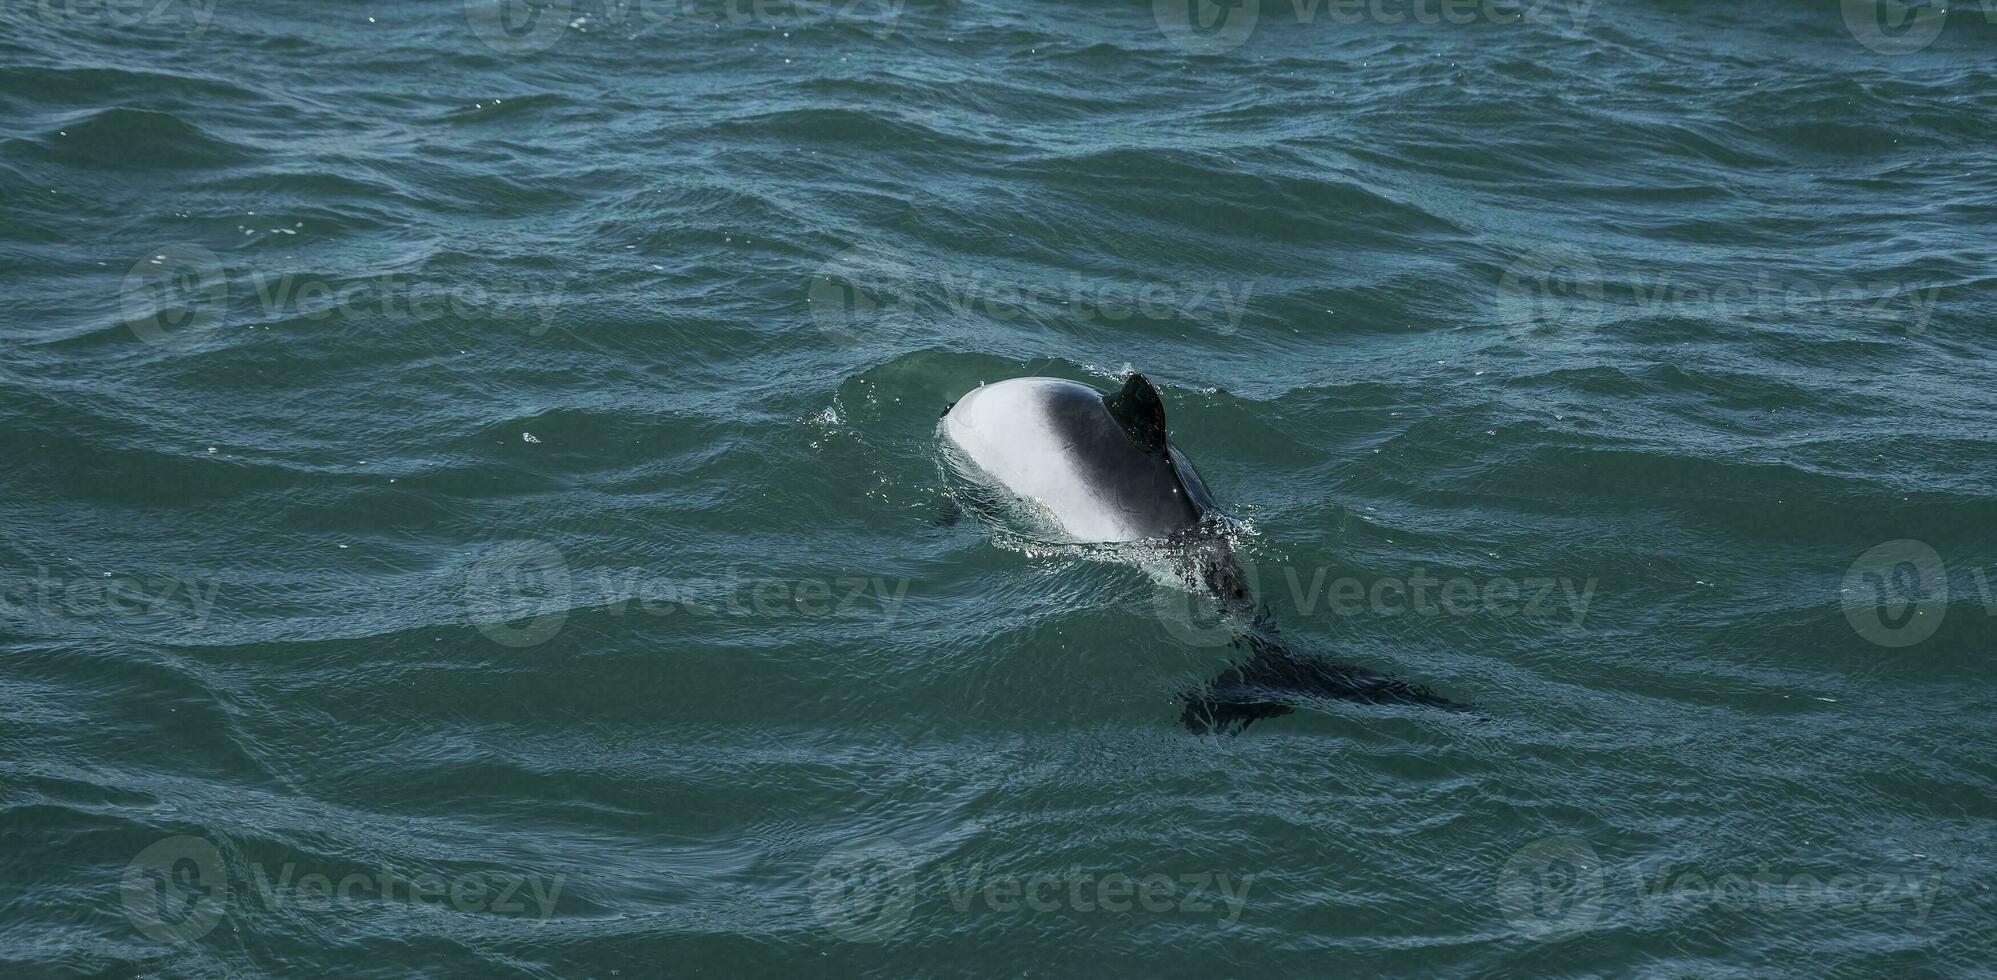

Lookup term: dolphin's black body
[941,373,1469,733]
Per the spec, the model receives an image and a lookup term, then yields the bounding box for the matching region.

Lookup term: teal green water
[4,0,1996,975]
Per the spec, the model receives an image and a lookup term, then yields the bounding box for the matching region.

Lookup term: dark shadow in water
[1172,524,1473,735]
[1179,624,1474,735]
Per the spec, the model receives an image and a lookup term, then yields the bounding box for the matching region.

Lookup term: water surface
[2,0,1994,975]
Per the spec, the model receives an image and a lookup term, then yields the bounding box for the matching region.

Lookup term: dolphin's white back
[938,376,1471,728]
[939,377,1201,543]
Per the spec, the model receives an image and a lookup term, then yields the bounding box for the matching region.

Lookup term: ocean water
[3,0,1996,975]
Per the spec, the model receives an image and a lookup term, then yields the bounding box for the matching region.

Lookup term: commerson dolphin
[939,373,1469,733]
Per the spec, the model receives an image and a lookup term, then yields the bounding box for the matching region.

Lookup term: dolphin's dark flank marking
[937,373,1470,733]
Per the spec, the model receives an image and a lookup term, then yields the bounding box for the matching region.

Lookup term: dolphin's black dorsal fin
[1103,373,1168,457]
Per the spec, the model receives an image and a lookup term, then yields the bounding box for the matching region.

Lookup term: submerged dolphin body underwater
[938,374,1470,733]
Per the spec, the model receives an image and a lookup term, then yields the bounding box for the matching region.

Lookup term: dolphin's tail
[1179,627,1471,735]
